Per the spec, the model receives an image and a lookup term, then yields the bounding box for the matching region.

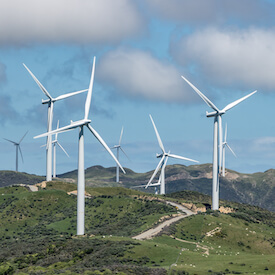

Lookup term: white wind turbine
[52,121,70,178]
[222,124,236,177]
[111,126,129,183]
[41,121,69,178]
[23,63,87,182]
[4,131,28,172]
[34,57,125,235]
[145,115,198,195]
[181,75,256,210]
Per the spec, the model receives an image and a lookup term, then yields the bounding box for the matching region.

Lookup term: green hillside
[58,164,275,212]
[0,170,44,187]
[1,164,275,212]
[0,183,274,274]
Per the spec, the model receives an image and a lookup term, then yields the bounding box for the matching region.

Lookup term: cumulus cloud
[145,0,275,26]
[97,48,197,102]
[0,0,144,45]
[171,27,275,91]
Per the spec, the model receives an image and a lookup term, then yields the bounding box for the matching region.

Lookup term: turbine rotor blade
[84,57,96,120]
[34,120,84,139]
[18,145,24,163]
[226,143,237,157]
[23,63,53,100]
[163,155,169,168]
[86,124,126,174]
[19,131,28,144]
[3,138,17,145]
[224,123,228,143]
[57,142,70,158]
[181,75,220,112]
[145,155,165,188]
[54,89,88,102]
[120,147,130,161]
[119,126,124,146]
[222,90,257,113]
[168,153,199,163]
[149,114,165,153]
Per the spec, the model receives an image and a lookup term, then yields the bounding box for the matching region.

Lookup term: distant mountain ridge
[59,164,275,212]
[0,164,274,211]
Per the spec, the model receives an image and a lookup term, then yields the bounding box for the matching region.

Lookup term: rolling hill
[0,183,274,274]
[59,164,275,212]
[0,163,274,211]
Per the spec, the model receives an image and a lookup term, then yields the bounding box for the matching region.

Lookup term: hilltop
[0,183,274,274]
[0,164,274,212]
[59,164,275,212]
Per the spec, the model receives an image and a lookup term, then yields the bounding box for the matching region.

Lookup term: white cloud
[0,0,144,45]
[145,0,274,26]
[97,48,196,102]
[171,28,275,91]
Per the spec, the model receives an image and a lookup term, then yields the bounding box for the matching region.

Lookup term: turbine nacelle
[156,153,163,158]
[206,110,225,117]
[42,99,51,104]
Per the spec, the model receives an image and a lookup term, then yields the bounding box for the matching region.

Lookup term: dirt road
[133,201,195,240]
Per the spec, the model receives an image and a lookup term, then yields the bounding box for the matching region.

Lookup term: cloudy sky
[1,0,275,176]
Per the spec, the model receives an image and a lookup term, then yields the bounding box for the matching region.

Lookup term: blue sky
[1,0,275,176]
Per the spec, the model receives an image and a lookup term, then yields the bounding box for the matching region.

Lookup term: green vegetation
[0,181,274,274]
[0,170,44,187]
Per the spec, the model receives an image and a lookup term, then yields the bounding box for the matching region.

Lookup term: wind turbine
[145,114,198,195]
[111,126,129,182]
[34,57,125,235]
[52,121,70,178]
[222,124,236,177]
[23,63,87,182]
[4,131,28,172]
[181,75,256,210]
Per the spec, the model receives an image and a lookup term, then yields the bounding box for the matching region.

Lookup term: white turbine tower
[4,131,28,172]
[222,124,236,177]
[111,126,129,183]
[34,57,125,236]
[181,75,256,210]
[23,63,87,182]
[52,121,70,178]
[145,115,198,195]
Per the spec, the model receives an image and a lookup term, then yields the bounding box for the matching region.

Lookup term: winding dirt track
[132,201,196,240]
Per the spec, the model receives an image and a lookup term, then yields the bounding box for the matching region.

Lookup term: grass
[0,182,274,274]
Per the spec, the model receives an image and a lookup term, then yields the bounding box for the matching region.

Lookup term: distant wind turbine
[52,121,70,178]
[111,126,129,183]
[145,115,198,195]
[4,131,28,172]
[181,75,256,210]
[222,124,236,177]
[23,63,87,182]
[34,57,125,236]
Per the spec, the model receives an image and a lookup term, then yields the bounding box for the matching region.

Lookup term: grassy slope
[0,182,274,274]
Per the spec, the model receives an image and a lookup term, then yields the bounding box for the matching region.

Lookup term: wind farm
[34,57,125,235]
[1,1,275,274]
